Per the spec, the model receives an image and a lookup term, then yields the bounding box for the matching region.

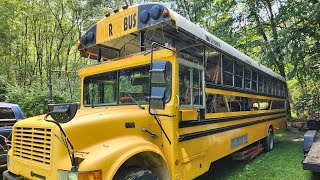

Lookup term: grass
[197,130,313,180]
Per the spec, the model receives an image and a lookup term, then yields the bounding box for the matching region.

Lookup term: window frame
[83,64,172,107]
[222,55,234,87]
[178,58,205,108]
[244,67,252,90]
[234,61,244,88]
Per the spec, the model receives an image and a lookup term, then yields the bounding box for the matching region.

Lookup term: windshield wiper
[128,93,145,110]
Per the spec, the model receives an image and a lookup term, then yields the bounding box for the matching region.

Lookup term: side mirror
[150,87,166,109]
[150,60,171,84]
[149,60,172,110]
[47,103,79,123]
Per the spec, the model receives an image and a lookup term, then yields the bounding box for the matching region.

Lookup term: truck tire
[115,168,159,180]
[263,128,274,152]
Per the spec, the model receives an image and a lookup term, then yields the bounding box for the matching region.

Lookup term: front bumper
[2,170,24,180]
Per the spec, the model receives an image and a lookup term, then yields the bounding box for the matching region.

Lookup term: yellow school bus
[4,2,288,180]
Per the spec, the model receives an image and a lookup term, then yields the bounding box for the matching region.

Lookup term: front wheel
[114,168,159,180]
[263,128,274,152]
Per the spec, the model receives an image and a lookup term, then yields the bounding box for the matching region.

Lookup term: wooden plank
[305,134,320,164]
[232,144,263,161]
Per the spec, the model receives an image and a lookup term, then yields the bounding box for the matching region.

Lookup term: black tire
[312,172,320,180]
[115,168,159,180]
[263,128,274,152]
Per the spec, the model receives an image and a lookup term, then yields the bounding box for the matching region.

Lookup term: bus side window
[206,94,229,113]
[206,94,283,113]
[179,64,191,105]
[193,68,203,106]
[259,100,270,110]
[229,96,242,112]
[205,49,221,84]
[222,55,234,86]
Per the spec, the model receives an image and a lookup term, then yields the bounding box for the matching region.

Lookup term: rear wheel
[114,168,159,180]
[263,128,274,152]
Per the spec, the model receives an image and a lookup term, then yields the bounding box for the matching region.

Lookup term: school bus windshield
[83,65,151,106]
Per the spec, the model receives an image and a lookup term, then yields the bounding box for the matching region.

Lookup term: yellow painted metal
[178,118,286,178]
[78,50,174,77]
[8,49,178,180]
[96,6,138,44]
[179,112,287,135]
[205,109,285,119]
[181,110,198,121]
[7,48,287,179]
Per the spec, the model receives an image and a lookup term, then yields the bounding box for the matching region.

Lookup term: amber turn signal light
[162,9,168,17]
[78,170,102,180]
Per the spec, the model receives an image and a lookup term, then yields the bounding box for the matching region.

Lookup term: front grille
[0,119,17,127]
[13,127,52,165]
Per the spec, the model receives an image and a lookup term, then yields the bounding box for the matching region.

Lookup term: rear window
[0,108,15,119]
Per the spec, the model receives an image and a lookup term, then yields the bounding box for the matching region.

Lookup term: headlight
[58,170,102,180]
[68,172,78,180]
[58,170,77,180]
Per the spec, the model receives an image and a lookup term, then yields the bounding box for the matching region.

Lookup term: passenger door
[178,59,205,121]
[177,58,209,178]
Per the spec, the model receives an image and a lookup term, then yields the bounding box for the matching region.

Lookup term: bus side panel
[178,117,286,179]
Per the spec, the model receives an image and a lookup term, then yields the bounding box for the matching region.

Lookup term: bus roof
[78,2,285,82]
[170,11,285,82]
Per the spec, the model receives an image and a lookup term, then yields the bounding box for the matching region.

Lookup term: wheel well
[269,125,274,132]
[114,151,170,179]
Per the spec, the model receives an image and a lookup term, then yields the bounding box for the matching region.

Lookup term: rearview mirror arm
[148,42,175,117]
[151,113,171,145]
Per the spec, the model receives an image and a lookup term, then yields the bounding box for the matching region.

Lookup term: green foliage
[0,75,7,101]
[5,85,50,117]
[0,0,17,50]
[0,0,318,118]
[289,78,320,119]
[3,76,80,117]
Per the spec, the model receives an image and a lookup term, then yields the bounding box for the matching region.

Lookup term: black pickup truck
[0,102,24,164]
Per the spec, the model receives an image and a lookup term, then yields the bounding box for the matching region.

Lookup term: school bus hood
[13,105,150,152]
[62,106,149,151]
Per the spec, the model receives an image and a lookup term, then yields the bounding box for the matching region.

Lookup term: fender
[78,135,169,180]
